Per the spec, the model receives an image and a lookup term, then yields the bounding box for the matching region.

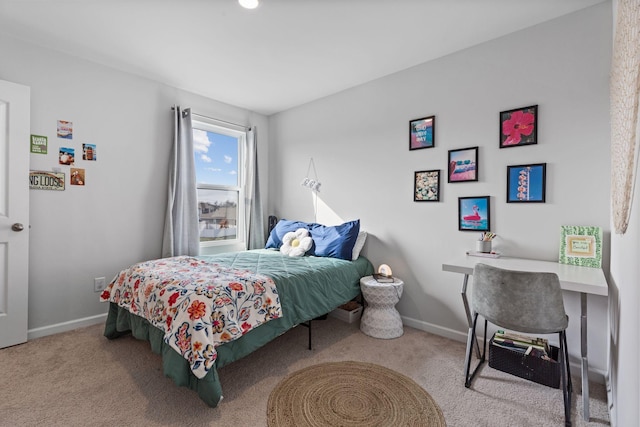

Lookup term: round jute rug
[267,361,446,426]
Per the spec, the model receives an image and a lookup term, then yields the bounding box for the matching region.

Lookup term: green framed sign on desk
[559,225,602,268]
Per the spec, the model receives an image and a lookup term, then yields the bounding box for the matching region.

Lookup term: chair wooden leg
[464,313,486,388]
[559,331,572,427]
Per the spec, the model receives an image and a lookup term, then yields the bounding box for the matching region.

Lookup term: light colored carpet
[0,318,609,426]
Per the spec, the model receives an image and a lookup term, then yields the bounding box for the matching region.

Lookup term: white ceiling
[0,0,606,116]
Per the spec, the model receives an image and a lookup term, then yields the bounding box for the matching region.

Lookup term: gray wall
[0,34,269,335]
[269,3,612,378]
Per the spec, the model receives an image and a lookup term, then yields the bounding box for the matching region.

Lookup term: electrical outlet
[94,277,106,293]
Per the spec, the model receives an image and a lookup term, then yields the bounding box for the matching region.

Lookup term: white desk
[442,255,608,422]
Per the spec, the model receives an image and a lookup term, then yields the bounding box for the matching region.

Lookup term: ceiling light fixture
[239,0,259,9]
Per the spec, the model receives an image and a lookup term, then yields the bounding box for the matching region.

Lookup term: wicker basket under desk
[488,335,561,389]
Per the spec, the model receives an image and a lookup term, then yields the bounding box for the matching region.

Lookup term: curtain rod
[171,106,249,130]
[192,112,250,131]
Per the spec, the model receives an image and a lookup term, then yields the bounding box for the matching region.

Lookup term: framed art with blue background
[458,196,490,231]
[409,116,435,150]
[507,163,546,203]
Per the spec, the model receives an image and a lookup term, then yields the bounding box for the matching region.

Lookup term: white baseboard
[402,315,468,342]
[401,315,607,385]
[27,313,107,340]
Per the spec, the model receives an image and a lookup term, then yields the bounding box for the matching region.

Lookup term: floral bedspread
[100,256,282,379]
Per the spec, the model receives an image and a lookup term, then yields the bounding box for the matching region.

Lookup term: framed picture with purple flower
[448,146,478,183]
[499,104,537,148]
[507,163,546,203]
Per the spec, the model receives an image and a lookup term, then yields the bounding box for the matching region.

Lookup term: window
[192,119,246,247]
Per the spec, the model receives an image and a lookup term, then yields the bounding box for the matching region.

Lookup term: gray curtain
[161,106,200,257]
[245,126,266,249]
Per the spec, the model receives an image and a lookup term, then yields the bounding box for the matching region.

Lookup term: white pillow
[351,231,368,260]
[280,228,313,257]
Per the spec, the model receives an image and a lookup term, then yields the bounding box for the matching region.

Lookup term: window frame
[192,118,246,249]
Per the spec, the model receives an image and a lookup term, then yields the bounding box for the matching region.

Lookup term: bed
[101,248,373,407]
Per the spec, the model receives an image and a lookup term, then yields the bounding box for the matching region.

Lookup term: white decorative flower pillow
[280,228,313,257]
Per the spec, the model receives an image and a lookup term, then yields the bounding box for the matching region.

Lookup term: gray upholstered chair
[463,263,572,426]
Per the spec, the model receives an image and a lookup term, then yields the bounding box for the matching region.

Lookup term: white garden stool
[360,276,404,339]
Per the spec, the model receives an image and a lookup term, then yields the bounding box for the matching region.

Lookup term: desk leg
[581,292,590,421]
[461,274,481,358]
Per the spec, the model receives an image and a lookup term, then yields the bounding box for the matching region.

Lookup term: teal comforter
[104,249,373,407]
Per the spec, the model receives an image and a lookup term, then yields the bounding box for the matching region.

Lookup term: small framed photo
[448,146,478,183]
[59,147,75,166]
[409,115,435,150]
[458,196,490,232]
[559,225,602,268]
[414,170,440,202]
[30,134,48,154]
[500,105,537,148]
[57,120,73,139]
[70,168,85,186]
[507,163,546,203]
[82,143,97,161]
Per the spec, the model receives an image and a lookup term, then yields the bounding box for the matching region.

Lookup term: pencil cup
[476,240,492,253]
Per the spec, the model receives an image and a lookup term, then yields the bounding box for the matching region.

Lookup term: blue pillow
[308,219,360,261]
[265,219,310,249]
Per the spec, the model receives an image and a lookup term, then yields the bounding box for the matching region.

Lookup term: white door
[0,80,30,348]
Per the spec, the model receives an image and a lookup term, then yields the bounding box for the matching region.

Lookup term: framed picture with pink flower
[499,104,537,148]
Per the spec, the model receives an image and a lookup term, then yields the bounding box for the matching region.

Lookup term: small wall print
[59,147,75,165]
[57,120,73,139]
[409,116,435,150]
[70,168,85,185]
[30,135,48,154]
[83,143,96,161]
[458,196,490,231]
[500,105,537,148]
[507,163,546,203]
[414,170,440,202]
[448,146,478,183]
